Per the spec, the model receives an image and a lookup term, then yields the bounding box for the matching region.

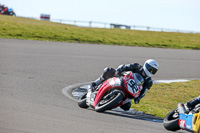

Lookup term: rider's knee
[102,67,116,80]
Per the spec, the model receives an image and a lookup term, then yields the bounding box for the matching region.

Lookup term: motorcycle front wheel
[95,92,123,112]
[163,108,180,131]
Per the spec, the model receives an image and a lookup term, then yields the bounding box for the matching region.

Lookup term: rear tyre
[95,92,123,112]
[163,108,180,131]
[78,93,88,108]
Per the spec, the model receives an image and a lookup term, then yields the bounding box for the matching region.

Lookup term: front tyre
[95,92,123,112]
[163,108,180,131]
[78,93,88,108]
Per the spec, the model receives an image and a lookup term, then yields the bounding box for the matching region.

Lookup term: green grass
[0,15,200,49]
[133,80,200,118]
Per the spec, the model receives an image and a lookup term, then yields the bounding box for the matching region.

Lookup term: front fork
[178,103,187,114]
[86,89,97,107]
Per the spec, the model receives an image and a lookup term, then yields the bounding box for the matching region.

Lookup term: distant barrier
[19,16,199,34]
[50,18,198,34]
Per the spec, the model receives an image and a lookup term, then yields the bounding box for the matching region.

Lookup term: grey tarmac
[1,38,199,133]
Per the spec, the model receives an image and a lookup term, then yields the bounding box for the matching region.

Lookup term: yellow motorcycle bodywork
[193,112,200,133]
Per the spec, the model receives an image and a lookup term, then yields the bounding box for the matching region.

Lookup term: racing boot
[120,99,132,111]
[186,96,200,110]
[90,67,116,91]
[90,75,104,92]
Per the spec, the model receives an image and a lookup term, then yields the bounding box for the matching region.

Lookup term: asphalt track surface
[1,38,200,133]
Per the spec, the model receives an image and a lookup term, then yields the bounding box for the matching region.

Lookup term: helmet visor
[145,63,158,75]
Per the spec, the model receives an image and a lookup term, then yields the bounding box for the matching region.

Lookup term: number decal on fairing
[179,119,186,129]
[128,79,139,94]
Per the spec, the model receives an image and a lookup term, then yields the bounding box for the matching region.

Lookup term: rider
[1,6,8,15]
[186,96,200,110]
[90,59,159,111]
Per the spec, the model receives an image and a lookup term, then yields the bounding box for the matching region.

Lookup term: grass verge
[133,80,200,118]
[0,15,200,49]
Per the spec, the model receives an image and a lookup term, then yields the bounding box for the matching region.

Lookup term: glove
[89,82,97,92]
[116,64,125,74]
[114,70,121,77]
[116,64,124,71]
[134,98,140,104]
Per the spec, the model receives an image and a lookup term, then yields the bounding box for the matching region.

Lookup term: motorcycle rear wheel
[163,108,180,131]
[95,92,123,112]
[78,93,88,108]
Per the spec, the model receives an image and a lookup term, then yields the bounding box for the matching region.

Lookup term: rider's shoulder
[131,62,140,65]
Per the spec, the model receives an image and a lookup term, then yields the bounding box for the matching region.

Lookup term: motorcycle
[8,9,16,16]
[1,8,16,16]
[78,72,144,112]
[163,102,200,133]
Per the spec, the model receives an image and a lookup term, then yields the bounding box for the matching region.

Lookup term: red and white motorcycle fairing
[93,77,125,107]
[90,72,143,108]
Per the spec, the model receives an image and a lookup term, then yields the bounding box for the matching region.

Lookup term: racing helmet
[143,59,159,77]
